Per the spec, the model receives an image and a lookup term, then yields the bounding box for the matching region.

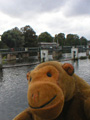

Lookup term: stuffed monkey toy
[13,61,90,120]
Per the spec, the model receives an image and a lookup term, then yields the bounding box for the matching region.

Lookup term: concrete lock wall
[7,54,16,60]
[53,51,62,60]
[41,50,48,62]
[71,47,78,59]
[23,53,29,58]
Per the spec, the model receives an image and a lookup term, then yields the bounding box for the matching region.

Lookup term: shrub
[79,56,87,59]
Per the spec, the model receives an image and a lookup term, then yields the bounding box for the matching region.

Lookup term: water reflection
[0,58,90,120]
[4,57,39,66]
[71,60,79,71]
[0,65,36,120]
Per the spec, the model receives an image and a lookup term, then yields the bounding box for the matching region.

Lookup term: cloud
[0,0,90,18]
[63,0,90,16]
[0,0,67,18]
[0,0,90,40]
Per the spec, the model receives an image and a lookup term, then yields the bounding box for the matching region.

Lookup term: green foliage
[0,41,8,49]
[2,27,24,48]
[54,33,88,48]
[2,26,38,48]
[1,25,88,49]
[66,34,80,46]
[54,33,65,47]
[80,36,87,47]
[2,31,15,48]
[20,25,38,47]
[2,56,6,60]
[38,32,53,42]
[65,34,88,47]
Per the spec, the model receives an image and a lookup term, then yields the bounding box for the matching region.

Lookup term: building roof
[38,42,59,49]
[39,42,59,45]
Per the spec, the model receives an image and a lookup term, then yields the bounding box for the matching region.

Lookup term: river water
[0,53,90,120]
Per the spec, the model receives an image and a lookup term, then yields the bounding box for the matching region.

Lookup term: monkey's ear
[27,71,30,80]
[62,63,74,76]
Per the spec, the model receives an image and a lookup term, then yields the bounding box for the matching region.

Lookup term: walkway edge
[2,62,40,68]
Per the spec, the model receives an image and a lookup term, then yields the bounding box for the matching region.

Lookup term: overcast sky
[0,0,90,40]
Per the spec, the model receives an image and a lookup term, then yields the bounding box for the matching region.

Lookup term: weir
[0,49,38,69]
[0,47,62,68]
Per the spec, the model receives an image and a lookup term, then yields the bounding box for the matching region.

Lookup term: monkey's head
[27,61,75,119]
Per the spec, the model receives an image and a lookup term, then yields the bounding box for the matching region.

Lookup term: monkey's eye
[47,72,52,77]
[30,77,32,82]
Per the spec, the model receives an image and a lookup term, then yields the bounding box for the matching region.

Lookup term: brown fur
[13,61,90,120]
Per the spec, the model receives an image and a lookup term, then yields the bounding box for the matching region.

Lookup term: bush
[79,56,87,59]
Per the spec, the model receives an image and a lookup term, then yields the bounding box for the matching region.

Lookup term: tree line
[0,25,88,49]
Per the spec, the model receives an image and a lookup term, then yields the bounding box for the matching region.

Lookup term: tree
[54,33,65,47]
[0,41,8,49]
[80,36,87,47]
[72,34,80,46]
[20,25,38,47]
[66,34,80,46]
[38,32,53,42]
[2,27,24,48]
